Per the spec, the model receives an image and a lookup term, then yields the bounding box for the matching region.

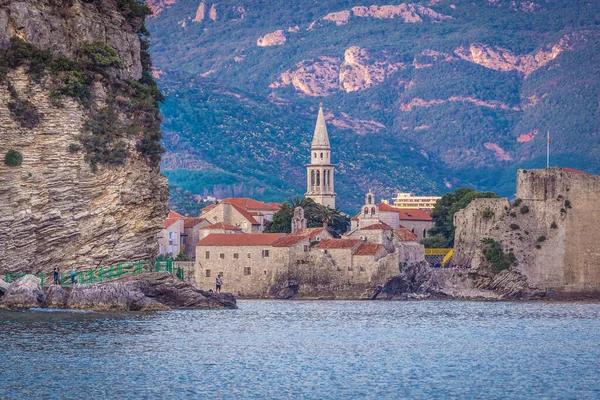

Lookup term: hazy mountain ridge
[146,0,600,212]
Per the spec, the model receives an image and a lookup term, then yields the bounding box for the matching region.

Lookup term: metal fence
[5,260,184,287]
[5,273,45,287]
[424,248,453,268]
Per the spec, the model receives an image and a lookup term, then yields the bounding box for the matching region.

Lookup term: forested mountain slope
[146,0,600,212]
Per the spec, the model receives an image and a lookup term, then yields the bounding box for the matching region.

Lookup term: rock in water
[67,273,237,311]
[0,279,10,296]
[42,285,70,309]
[0,275,46,310]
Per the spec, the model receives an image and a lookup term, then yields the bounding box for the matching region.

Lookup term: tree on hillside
[265,197,349,238]
[422,188,498,248]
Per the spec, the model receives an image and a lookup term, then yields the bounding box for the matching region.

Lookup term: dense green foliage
[4,150,23,167]
[481,238,517,272]
[1,0,163,171]
[145,0,600,212]
[265,197,350,238]
[421,188,498,247]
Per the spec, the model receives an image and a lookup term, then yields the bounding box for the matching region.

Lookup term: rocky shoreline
[0,273,237,311]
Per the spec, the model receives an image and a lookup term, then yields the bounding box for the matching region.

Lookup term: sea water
[1,300,599,399]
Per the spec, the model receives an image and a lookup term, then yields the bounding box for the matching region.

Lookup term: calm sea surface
[1,300,599,399]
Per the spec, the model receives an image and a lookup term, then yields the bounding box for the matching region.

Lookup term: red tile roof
[398,209,432,221]
[221,198,280,211]
[183,217,206,228]
[354,243,386,256]
[377,203,400,212]
[361,222,393,231]
[393,227,418,241]
[201,203,217,213]
[196,233,285,246]
[315,239,360,249]
[200,222,242,231]
[376,203,432,220]
[272,228,329,247]
[163,217,180,229]
[229,204,260,225]
[168,210,184,219]
[350,216,359,221]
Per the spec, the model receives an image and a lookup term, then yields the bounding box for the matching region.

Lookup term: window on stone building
[323,249,328,254]
[423,229,427,238]
[262,250,270,258]
[205,269,211,277]
[220,253,225,259]
[244,267,251,276]
[233,253,239,259]
[311,170,315,186]
[371,207,376,216]
[263,270,267,275]
[320,152,323,159]
[304,245,308,252]
[348,265,353,271]
[316,171,320,186]
[205,251,210,259]
[313,152,316,159]
[247,253,251,258]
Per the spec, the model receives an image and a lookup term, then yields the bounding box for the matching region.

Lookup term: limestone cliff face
[454,168,600,295]
[454,34,582,77]
[1,0,143,80]
[0,0,168,275]
[270,46,403,96]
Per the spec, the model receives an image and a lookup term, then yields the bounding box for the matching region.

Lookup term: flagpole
[547,130,550,169]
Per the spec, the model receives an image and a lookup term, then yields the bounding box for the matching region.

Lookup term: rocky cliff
[453,168,600,296]
[0,0,168,275]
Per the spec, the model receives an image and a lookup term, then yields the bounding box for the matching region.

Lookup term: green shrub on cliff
[4,150,23,167]
[80,107,129,171]
[8,99,42,129]
[422,188,498,248]
[78,42,122,71]
[481,238,517,272]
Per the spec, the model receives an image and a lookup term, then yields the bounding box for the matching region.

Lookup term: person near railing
[53,267,60,285]
[71,268,77,285]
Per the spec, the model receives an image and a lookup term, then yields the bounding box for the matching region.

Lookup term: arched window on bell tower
[311,170,315,186]
[316,171,320,186]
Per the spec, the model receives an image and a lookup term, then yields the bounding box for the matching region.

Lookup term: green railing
[5,260,183,287]
[5,273,45,287]
[60,260,176,286]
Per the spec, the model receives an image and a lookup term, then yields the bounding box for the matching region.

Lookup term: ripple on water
[1,300,600,399]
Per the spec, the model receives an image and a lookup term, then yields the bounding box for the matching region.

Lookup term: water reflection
[1,301,599,399]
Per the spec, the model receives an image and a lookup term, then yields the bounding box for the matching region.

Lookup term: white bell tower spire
[305,102,336,209]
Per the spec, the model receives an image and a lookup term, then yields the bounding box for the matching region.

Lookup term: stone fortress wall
[453,168,600,294]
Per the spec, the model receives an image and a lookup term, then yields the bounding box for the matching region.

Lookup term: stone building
[157,210,186,257]
[305,103,337,209]
[183,217,209,260]
[453,168,600,295]
[193,202,424,298]
[200,197,280,233]
[349,191,434,241]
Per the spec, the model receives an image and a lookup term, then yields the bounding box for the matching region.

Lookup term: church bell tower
[305,102,336,209]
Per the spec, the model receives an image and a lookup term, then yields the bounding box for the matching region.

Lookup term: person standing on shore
[71,268,77,285]
[215,275,223,293]
[53,267,60,285]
